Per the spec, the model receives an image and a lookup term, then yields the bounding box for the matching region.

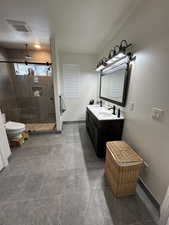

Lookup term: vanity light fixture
[116,40,132,59]
[96,40,134,72]
[106,40,132,64]
[96,57,107,72]
[106,45,120,64]
[96,64,104,72]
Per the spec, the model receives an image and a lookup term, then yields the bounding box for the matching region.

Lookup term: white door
[0,109,11,170]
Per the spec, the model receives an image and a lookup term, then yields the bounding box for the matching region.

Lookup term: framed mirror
[99,63,130,106]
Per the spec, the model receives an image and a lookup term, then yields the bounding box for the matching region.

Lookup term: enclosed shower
[0,47,56,133]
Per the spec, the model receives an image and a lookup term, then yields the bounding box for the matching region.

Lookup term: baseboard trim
[138,178,160,212]
[63,120,85,124]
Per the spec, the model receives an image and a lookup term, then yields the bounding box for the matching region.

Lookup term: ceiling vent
[6,19,31,32]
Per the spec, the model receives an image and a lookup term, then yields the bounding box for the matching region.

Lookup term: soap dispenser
[100,100,103,107]
[117,108,121,118]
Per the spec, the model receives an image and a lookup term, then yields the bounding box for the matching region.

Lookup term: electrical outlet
[152,107,164,120]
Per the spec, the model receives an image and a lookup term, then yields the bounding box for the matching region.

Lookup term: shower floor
[26,123,56,132]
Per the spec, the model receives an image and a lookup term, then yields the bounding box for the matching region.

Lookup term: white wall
[60,52,98,122]
[98,0,169,203]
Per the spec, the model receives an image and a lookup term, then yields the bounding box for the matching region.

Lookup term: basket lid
[106,141,143,166]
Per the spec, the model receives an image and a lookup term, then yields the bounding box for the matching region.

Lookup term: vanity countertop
[87,105,124,121]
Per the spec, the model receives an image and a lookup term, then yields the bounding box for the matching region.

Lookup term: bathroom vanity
[87,56,131,157]
[86,105,124,157]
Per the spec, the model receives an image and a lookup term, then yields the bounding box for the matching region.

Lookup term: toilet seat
[5,121,25,132]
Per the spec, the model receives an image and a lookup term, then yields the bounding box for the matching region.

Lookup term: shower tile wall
[13,75,55,123]
[6,48,51,64]
[0,48,55,123]
[0,48,18,121]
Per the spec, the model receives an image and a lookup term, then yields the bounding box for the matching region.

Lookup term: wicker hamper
[105,141,143,197]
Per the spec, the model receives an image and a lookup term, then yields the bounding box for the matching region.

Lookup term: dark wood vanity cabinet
[86,108,124,157]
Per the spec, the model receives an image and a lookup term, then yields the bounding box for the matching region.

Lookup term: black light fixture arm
[114,45,120,52]
[98,57,107,66]
[108,45,120,59]
[120,40,132,48]
[97,58,103,67]
[127,52,136,61]
[101,57,108,65]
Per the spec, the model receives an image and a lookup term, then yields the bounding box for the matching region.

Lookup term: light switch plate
[152,107,164,120]
[128,102,135,111]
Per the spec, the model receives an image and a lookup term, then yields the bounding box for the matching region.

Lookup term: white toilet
[2,114,25,139]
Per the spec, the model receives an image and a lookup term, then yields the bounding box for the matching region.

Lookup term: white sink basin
[99,111,113,116]
[87,105,124,120]
[99,112,117,120]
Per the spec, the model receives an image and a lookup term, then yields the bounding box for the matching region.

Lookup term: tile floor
[0,123,155,225]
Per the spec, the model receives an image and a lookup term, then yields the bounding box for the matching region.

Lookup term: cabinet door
[92,121,98,150]
[86,111,98,149]
[88,116,95,143]
[86,111,89,128]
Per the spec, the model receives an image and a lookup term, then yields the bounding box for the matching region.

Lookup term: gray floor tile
[0,175,26,203]
[0,200,27,225]
[132,221,155,225]
[0,122,154,225]
[83,190,105,225]
[95,187,154,225]
[0,196,61,225]
[3,156,47,177]
[39,175,67,197]
[0,163,29,177]
[22,174,44,200]
[23,135,51,148]
[60,190,91,225]
[11,145,53,159]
